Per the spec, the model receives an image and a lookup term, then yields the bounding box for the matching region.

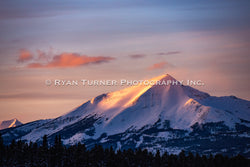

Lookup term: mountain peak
[144,74,177,86]
[160,74,177,82]
[0,118,22,130]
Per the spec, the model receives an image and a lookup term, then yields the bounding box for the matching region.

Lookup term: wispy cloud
[156,51,181,56]
[147,61,174,70]
[129,54,146,59]
[26,52,114,68]
[0,92,83,100]
[17,49,33,62]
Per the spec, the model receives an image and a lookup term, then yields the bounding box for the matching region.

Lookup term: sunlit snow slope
[19,74,250,141]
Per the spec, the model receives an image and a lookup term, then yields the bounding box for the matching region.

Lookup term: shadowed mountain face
[1,74,250,157]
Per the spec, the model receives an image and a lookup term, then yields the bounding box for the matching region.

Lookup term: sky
[0,0,250,123]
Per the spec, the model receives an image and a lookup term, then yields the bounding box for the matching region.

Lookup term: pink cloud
[147,61,173,70]
[17,49,33,62]
[27,53,115,68]
[27,63,44,68]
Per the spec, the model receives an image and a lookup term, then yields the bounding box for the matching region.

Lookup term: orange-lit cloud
[27,63,44,68]
[27,53,115,68]
[17,49,33,62]
[147,61,173,70]
[129,54,146,59]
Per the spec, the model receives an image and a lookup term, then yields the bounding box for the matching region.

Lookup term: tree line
[0,133,249,167]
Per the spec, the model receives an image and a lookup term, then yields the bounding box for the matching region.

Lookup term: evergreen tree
[42,135,48,150]
[107,146,116,167]
[161,152,169,166]
[187,152,194,167]
[179,150,186,167]
[153,150,161,167]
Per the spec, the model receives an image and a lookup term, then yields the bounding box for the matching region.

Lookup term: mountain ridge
[1,74,249,157]
[0,118,22,130]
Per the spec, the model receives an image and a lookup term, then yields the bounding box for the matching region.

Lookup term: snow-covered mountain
[0,118,22,130]
[1,74,250,157]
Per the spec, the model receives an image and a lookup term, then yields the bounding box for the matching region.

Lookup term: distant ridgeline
[0,134,249,167]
